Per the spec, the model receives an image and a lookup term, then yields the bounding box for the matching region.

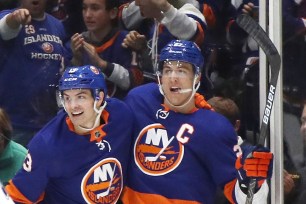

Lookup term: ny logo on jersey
[81,158,123,204]
[134,123,194,176]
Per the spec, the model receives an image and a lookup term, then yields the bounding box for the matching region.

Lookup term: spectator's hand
[71,33,84,54]
[7,9,31,29]
[284,170,295,195]
[83,41,107,69]
[242,3,258,20]
[70,33,84,65]
[235,145,273,191]
[122,31,147,52]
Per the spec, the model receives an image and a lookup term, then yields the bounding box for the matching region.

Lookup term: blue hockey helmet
[59,65,107,99]
[158,40,204,75]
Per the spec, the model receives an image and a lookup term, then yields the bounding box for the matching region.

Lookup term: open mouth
[170,87,181,93]
[71,111,83,117]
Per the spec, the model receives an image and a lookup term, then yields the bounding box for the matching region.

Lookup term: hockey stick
[236,14,281,204]
[145,136,175,162]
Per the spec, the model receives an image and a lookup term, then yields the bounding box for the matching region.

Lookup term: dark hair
[105,0,120,10]
[82,0,120,26]
[207,96,240,126]
[0,108,13,146]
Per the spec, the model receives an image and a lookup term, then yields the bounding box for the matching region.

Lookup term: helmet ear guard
[93,89,102,101]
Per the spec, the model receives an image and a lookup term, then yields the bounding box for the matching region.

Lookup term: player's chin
[167,97,185,106]
[69,114,84,124]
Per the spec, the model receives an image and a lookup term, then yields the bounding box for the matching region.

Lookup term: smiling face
[62,89,103,133]
[21,0,47,18]
[160,61,199,111]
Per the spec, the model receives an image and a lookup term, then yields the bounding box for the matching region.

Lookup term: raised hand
[122,30,147,52]
[70,33,85,65]
[83,41,107,69]
[6,9,31,29]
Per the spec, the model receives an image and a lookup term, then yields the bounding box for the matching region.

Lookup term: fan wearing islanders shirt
[70,0,143,99]
[121,40,273,204]
[4,65,133,204]
[0,0,71,147]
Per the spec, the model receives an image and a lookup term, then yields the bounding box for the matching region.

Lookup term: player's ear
[96,91,105,106]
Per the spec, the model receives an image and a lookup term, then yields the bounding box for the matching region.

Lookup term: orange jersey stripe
[95,32,120,53]
[223,179,237,204]
[121,186,201,204]
[5,180,45,204]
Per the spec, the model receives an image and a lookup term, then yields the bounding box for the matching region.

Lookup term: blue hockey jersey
[122,83,239,204]
[5,98,133,204]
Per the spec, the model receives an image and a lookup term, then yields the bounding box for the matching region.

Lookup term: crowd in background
[0,0,306,203]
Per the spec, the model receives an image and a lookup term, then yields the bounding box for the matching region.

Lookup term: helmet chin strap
[157,74,200,109]
[78,100,107,132]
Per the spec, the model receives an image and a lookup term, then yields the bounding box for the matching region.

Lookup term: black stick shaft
[236,14,281,204]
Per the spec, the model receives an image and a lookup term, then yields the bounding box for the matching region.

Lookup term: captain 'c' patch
[81,158,123,204]
[134,123,184,176]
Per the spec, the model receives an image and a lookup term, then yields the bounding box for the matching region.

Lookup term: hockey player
[121,40,273,203]
[4,65,133,203]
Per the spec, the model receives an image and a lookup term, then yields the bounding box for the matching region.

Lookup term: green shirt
[0,141,27,184]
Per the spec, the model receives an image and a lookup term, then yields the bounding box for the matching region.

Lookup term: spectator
[120,0,206,82]
[121,40,273,203]
[207,96,241,133]
[287,102,306,204]
[0,0,70,147]
[5,65,133,203]
[292,101,306,204]
[0,108,27,185]
[70,0,143,99]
